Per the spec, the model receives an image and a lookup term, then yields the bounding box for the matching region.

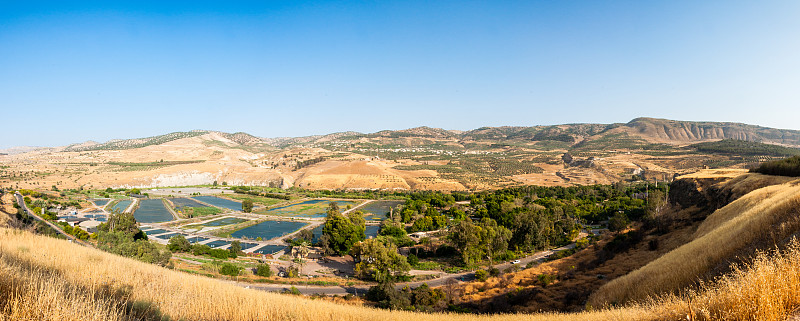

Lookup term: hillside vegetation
[690,139,800,157]
[589,176,800,306]
[750,156,800,177]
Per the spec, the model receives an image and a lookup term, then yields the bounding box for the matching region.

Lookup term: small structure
[79,220,102,233]
[61,217,89,227]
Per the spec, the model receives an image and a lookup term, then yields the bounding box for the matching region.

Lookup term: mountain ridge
[14,118,800,152]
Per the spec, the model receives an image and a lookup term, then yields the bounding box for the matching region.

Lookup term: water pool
[186,236,209,244]
[92,199,110,206]
[360,200,403,221]
[192,196,243,211]
[230,220,308,241]
[252,245,287,255]
[134,199,174,223]
[170,197,207,209]
[110,200,133,213]
[206,240,230,248]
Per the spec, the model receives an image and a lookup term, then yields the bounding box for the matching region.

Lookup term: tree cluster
[320,203,366,256]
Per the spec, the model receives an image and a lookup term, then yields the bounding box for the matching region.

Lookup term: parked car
[511,260,521,264]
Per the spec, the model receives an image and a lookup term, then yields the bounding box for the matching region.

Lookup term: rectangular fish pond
[144,229,170,236]
[230,220,308,241]
[251,245,287,255]
[239,242,260,250]
[170,197,207,209]
[110,200,133,213]
[257,199,360,218]
[134,199,174,223]
[154,233,182,240]
[192,196,243,211]
[186,236,209,244]
[206,240,230,248]
[360,200,404,221]
[92,199,110,206]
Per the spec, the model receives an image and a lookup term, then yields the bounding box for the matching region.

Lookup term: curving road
[237,242,579,295]
[14,192,91,247]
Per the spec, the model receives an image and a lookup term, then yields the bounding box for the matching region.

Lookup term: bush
[407,253,419,266]
[220,263,241,276]
[254,264,273,277]
[242,199,254,213]
[209,248,231,259]
[192,244,211,256]
[488,267,500,277]
[168,235,191,253]
[475,269,488,282]
[537,274,556,287]
[285,265,299,278]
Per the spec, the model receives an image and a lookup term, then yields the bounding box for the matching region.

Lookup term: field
[256,199,360,218]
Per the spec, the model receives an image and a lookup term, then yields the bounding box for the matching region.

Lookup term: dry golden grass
[676,169,748,179]
[589,178,800,307]
[4,226,800,320]
[0,228,662,321]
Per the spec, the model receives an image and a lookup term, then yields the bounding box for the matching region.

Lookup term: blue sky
[2,1,800,148]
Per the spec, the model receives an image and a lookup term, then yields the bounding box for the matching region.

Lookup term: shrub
[475,269,488,282]
[537,274,556,287]
[488,267,500,277]
[220,263,241,276]
[168,235,191,253]
[254,264,273,277]
[209,248,230,260]
[192,244,211,256]
[407,253,419,266]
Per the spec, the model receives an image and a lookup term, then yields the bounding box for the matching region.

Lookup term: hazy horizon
[3,1,800,149]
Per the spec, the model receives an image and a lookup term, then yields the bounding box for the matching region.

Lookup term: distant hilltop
[6,117,798,152]
[4,117,800,191]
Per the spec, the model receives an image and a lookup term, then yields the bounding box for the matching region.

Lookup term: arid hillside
[2,118,800,191]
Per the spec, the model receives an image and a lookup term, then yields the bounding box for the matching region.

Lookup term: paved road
[14,192,91,247]
[238,242,579,295]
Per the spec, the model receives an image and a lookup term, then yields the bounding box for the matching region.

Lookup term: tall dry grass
[0,228,660,321]
[4,226,800,320]
[674,240,800,321]
[589,179,800,306]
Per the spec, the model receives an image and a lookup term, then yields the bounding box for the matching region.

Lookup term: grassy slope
[589,177,800,306]
[3,227,800,320]
[0,228,656,321]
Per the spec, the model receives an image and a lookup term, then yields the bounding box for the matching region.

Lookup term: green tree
[321,204,365,256]
[609,212,630,232]
[168,235,191,253]
[351,238,411,283]
[255,264,273,277]
[229,240,243,257]
[477,218,512,265]
[242,199,254,213]
[448,219,481,265]
[99,211,140,236]
[220,263,241,276]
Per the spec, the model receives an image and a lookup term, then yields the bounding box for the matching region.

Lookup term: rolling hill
[2,118,800,191]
